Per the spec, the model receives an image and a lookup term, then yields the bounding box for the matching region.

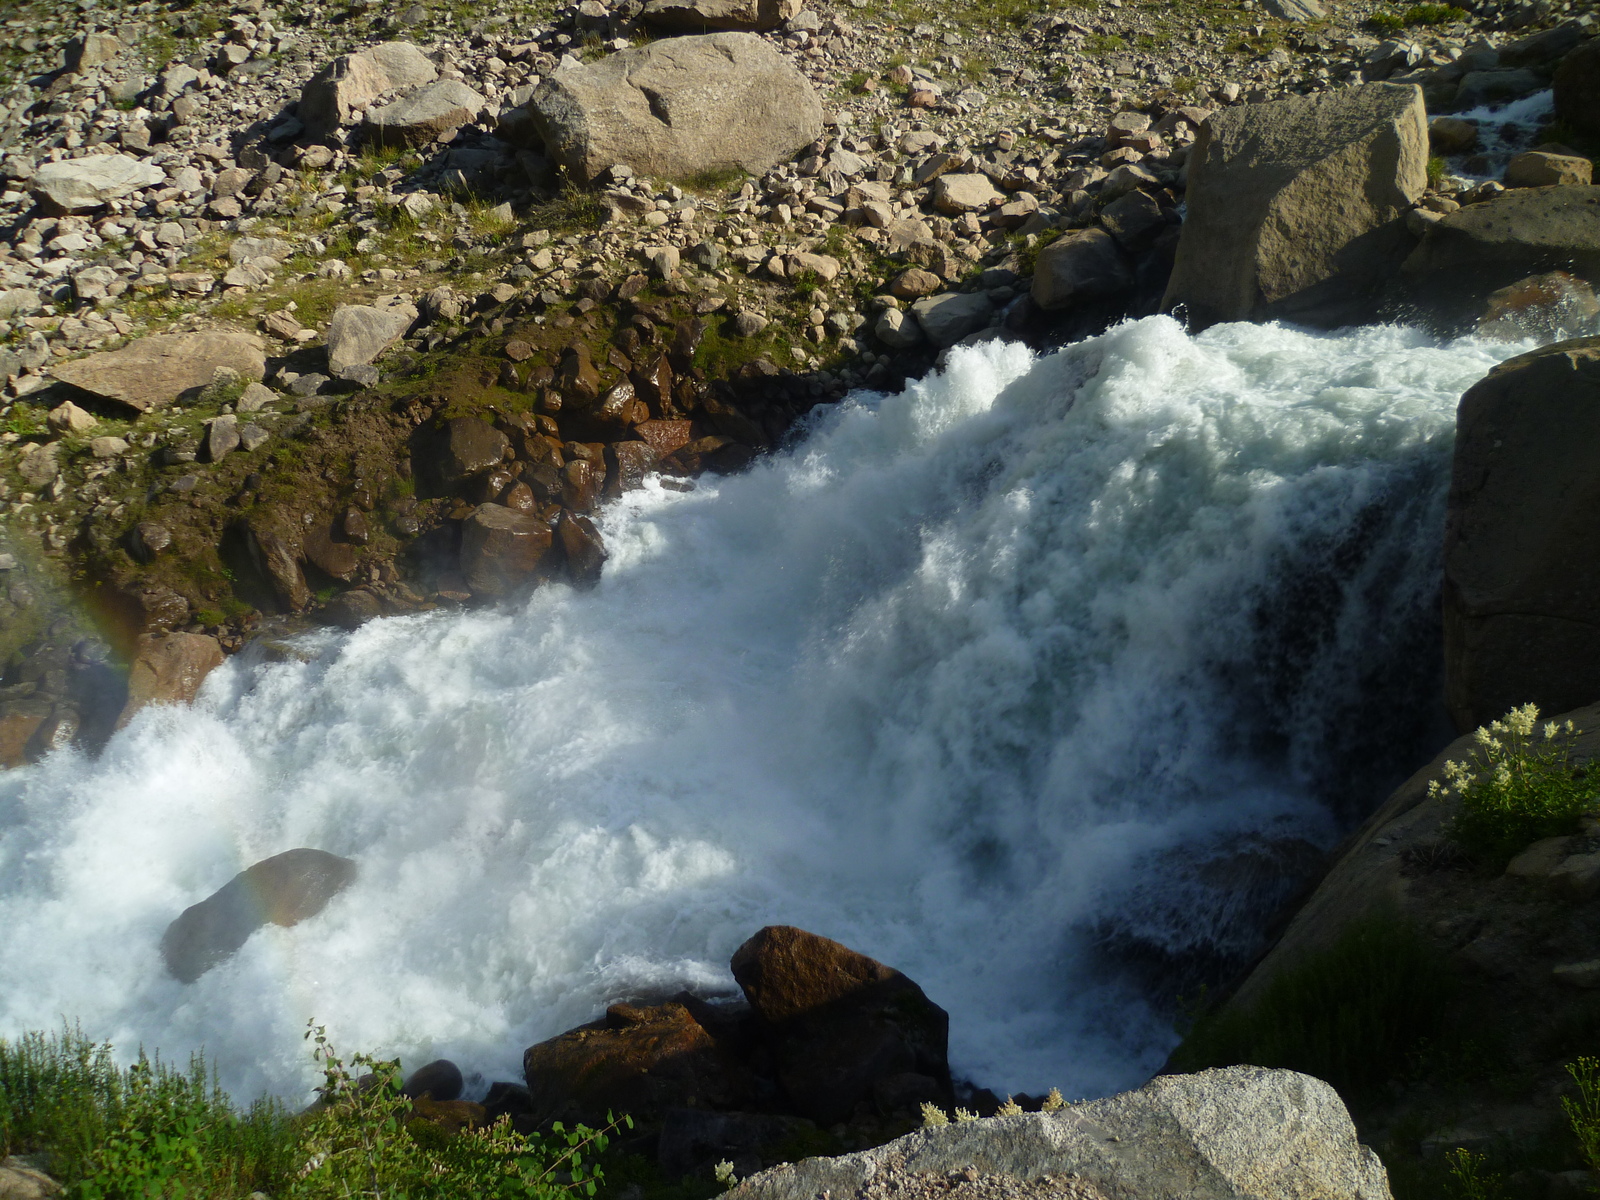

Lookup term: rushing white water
[0,316,1522,1107]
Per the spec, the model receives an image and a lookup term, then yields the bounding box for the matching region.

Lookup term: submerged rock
[161,849,358,983]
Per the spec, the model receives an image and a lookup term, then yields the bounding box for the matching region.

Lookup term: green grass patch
[0,1023,630,1200]
[1431,704,1599,867]
[1169,914,1454,1100]
[528,187,607,232]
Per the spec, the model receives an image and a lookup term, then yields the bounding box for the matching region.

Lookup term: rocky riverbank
[0,0,1596,762]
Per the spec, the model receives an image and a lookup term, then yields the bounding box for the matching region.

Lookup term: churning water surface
[0,315,1524,1105]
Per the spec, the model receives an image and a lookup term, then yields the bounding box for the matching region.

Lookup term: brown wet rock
[605,441,657,496]
[636,419,696,460]
[128,522,173,564]
[560,459,603,512]
[304,523,360,583]
[522,1000,752,1127]
[161,848,358,983]
[118,632,225,728]
[460,503,555,597]
[429,417,511,489]
[244,522,310,612]
[556,509,607,587]
[731,926,951,1126]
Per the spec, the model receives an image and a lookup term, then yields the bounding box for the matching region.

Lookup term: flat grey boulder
[1032,228,1136,311]
[364,78,486,147]
[640,0,801,31]
[1163,82,1427,329]
[300,41,438,136]
[50,330,266,412]
[911,292,994,347]
[1403,186,1600,329]
[325,301,417,374]
[528,33,823,184]
[161,849,358,983]
[727,1067,1390,1200]
[31,154,165,213]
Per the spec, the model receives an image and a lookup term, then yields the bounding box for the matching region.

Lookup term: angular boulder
[428,417,509,488]
[1162,82,1427,329]
[299,41,439,136]
[1032,228,1136,311]
[461,503,554,596]
[1444,336,1600,732]
[1505,150,1592,188]
[528,33,823,184]
[522,1001,751,1126]
[1404,186,1600,328]
[554,509,606,588]
[931,173,1003,215]
[161,848,358,983]
[50,330,265,413]
[640,0,801,32]
[731,926,951,1125]
[31,155,165,213]
[725,1067,1390,1200]
[325,302,416,375]
[118,632,225,729]
[363,79,486,148]
[910,292,994,348]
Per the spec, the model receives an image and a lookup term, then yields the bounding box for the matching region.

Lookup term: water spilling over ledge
[0,315,1524,1103]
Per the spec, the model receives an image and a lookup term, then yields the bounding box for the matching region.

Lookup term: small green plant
[1444,1148,1504,1200]
[528,186,606,232]
[1366,10,1406,30]
[1403,3,1466,23]
[1562,1057,1600,1177]
[1427,155,1447,187]
[1431,704,1597,865]
[1170,915,1453,1098]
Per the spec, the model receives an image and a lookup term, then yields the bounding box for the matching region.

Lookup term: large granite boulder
[1403,186,1600,330]
[299,42,438,136]
[527,33,823,184]
[325,301,416,374]
[117,632,225,729]
[31,155,164,213]
[1162,83,1427,329]
[363,79,486,148]
[1444,337,1600,732]
[731,926,951,1125]
[161,849,357,982]
[1032,228,1136,311]
[50,330,265,412]
[522,1001,752,1126]
[726,1067,1390,1200]
[640,0,801,31]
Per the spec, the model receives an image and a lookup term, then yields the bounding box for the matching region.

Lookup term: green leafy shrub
[1169,915,1453,1098]
[1431,704,1597,866]
[0,1023,629,1200]
[1562,1056,1600,1178]
[1444,1148,1504,1200]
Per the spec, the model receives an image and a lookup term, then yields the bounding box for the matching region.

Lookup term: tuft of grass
[677,166,747,196]
[1431,704,1598,867]
[528,186,607,232]
[1427,155,1447,187]
[1169,914,1454,1099]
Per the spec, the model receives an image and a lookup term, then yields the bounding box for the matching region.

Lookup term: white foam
[0,316,1523,1106]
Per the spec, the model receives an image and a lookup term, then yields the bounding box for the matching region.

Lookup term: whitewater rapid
[0,315,1521,1105]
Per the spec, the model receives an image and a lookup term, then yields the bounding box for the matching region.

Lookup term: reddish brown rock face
[522,1001,752,1126]
[118,632,225,728]
[731,926,951,1125]
[460,504,556,597]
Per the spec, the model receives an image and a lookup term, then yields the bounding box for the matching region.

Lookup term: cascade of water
[0,315,1523,1103]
